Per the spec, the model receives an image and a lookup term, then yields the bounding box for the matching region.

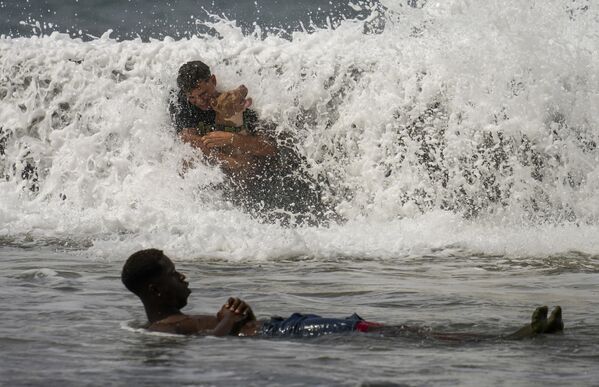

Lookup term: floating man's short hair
[121,249,166,295]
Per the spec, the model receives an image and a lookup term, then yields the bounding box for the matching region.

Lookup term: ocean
[1,0,364,40]
[1,0,598,385]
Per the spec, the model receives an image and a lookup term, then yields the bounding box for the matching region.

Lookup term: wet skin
[148,297,262,337]
[186,75,218,111]
[139,254,260,336]
[506,305,564,339]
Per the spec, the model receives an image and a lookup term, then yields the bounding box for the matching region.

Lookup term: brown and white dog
[207,85,255,176]
[210,85,253,128]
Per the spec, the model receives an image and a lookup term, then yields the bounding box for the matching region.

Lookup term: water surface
[1,245,597,386]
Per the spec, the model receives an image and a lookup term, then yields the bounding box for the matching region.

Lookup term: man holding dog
[169,60,277,174]
[170,60,333,225]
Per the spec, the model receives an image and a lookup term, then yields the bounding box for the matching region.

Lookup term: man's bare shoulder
[148,314,219,335]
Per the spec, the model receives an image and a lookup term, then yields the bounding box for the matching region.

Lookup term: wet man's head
[177,60,218,111]
[177,61,211,92]
[122,249,190,309]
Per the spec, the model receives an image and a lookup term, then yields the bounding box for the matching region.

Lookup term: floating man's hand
[217,297,255,322]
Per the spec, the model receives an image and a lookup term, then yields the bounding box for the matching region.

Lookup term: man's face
[186,75,217,110]
[154,255,191,309]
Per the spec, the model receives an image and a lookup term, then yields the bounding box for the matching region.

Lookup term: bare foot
[531,305,548,334]
[544,306,564,333]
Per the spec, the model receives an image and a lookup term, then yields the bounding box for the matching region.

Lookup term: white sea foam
[1,0,598,260]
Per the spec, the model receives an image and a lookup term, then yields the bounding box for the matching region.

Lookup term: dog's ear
[209,97,218,109]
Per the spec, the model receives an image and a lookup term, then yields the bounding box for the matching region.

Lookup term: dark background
[0,0,371,40]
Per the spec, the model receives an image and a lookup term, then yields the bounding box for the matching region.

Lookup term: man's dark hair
[122,249,166,295]
[177,61,211,93]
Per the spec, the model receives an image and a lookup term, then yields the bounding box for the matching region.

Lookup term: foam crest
[1,1,598,259]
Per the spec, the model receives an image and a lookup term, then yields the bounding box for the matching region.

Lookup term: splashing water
[1,0,598,259]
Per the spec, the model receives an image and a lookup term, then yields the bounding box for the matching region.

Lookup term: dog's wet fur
[209,85,255,176]
[211,85,253,127]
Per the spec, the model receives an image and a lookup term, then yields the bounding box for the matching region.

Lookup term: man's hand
[201,131,238,150]
[179,128,209,154]
[217,297,256,322]
[213,297,256,336]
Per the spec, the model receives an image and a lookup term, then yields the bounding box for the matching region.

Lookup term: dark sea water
[0,0,365,40]
[1,0,599,385]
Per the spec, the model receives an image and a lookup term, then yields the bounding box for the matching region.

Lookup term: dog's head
[210,85,253,119]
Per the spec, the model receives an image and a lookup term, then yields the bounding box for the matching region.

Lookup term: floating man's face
[150,255,191,309]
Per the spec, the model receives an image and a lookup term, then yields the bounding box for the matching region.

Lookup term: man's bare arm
[202,131,277,157]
